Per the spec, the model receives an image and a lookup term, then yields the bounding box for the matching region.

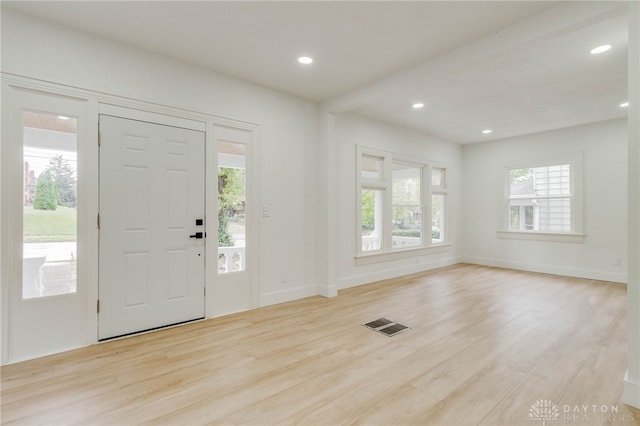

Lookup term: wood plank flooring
[2,263,639,425]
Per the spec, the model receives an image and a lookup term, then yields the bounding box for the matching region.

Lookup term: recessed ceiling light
[298,56,313,65]
[590,44,611,54]
[57,116,70,120]
[412,102,424,109]
[482,129,493,134]
[620,102,629,108]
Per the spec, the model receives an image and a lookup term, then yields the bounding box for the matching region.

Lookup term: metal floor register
[362,318,410,337]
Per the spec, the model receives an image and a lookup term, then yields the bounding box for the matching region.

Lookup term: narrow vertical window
[431,167,447,243]
[392,162,422,249]
[218,141,246,273]
[432,194,445,243]
[22,112,77,299]
[361,188,383,252]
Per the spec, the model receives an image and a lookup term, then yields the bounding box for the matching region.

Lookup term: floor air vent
[363,318,410,337]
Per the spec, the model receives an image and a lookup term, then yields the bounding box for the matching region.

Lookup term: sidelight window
[22,112,78,299]
[217,141,246,273]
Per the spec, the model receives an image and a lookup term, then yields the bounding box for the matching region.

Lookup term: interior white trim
[355,244,452,266]
[462,256,627,284]
[99,103,206,132]
[1,72,255,132]
[496,230,586,244]
[318,282,338,298]
[624,371,640,409]
[260,284,317,307]
[338,256,462,290]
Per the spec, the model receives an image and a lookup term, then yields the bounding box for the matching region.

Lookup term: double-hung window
[498,155,584,243]
[357,146,449,261]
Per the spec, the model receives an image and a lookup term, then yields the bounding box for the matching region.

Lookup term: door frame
[1,75,260,364]
[101,105,262,321]
[206,120,261,317]
[1,81,94,364]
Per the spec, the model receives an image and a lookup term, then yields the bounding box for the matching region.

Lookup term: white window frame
[1,80,96,364]
[497,154,585,243]
[356,146,450,265]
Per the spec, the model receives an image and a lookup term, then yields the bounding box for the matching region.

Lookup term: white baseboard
[624,371,640,409]
[318,283,338,298]
[461,256,627,284]
[260,284,318,307]
[337,257,462,290]
[262,256,625,307]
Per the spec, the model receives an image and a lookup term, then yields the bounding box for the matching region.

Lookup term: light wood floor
[2,263,639,425]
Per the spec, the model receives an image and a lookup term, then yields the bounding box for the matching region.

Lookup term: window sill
[355,243,451,266]
[496,230,585,244]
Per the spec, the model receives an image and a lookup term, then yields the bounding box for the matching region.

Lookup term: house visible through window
[507,164,572,232]
[357,146,448,258]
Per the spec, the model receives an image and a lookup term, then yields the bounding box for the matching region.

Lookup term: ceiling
[3,1,629,144]
[23,111,77,134]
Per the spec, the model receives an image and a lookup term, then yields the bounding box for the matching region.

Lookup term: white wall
[1,9,319,306]
[624,0,640,408]
[334,113,463,289]
[462,118,628,283]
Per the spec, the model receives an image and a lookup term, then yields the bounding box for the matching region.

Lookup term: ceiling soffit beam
[321,1,628,115]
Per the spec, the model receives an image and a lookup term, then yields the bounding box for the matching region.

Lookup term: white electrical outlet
[280,272,287,283]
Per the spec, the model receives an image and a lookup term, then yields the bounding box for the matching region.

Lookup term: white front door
[98,115,205,340]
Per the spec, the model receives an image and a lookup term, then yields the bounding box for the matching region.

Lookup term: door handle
[189,232,204,239]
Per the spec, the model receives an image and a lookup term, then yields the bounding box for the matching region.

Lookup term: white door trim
[1,74,261,363]
[1,82,93,364]
[99,104,206,132]
[206,120,261,317]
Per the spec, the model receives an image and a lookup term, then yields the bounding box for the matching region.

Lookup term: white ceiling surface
[3,1,628,144]
[355,11,629,143]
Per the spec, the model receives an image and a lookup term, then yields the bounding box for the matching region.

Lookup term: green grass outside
[23,205,76,243]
